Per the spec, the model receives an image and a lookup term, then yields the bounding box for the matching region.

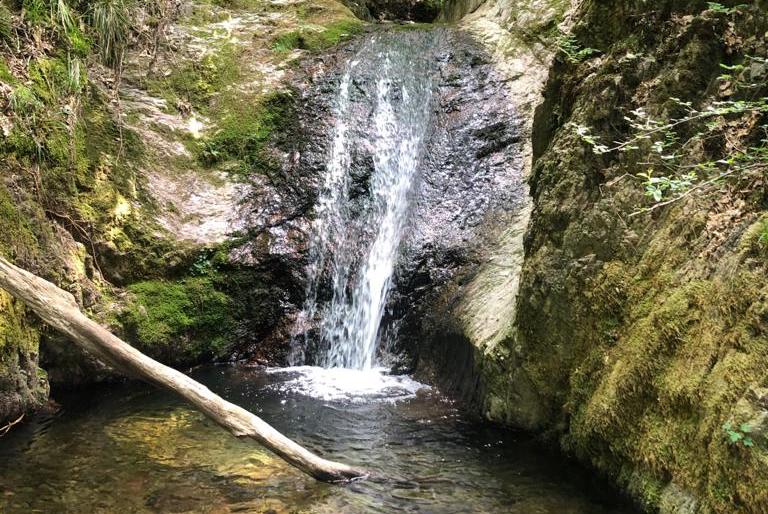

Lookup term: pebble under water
[0,366,639,513]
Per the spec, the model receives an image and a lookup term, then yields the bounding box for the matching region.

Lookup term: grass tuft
[89,0,130,68]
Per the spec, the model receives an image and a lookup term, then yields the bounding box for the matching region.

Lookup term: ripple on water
[0,365,639,514]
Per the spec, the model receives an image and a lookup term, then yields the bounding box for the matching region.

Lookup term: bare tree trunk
[0,256,367,483]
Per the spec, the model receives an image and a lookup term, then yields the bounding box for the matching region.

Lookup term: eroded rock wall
[403,0,571,418]
[0,0,364,423]
[435,1,768,513]
[517,3,768,512]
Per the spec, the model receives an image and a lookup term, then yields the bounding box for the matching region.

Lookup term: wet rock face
[508,4,768,513]
[268,28,524,371]
[222,94,324,363]
[0,292,49,426]
[392,31,526,387]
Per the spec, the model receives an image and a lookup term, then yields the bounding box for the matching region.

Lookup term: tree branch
[0,256,368,483]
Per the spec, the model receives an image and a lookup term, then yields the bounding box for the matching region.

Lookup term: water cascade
[295,33,437,370]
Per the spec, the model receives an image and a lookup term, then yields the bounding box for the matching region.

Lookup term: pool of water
[0,365,638,513]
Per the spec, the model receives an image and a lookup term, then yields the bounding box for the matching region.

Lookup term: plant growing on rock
[706,2,749,15]
[573,95,768,215]
[89,0,131,72]
[722,422,754,447]
[555,32,599,64]
[0,3,14,42]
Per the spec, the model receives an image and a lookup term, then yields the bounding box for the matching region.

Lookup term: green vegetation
[0,188,39,263]
[13,0,158,71]
[0,289,46,414]
[120,276,236,363]
[89,0,131,69]
[198,91,294,177]
[573,94,768,215]
[145,43,242,110]
[706,2,748,15]
[0,3,13,42]
[723,422,754,447]
[272,19,363,53]
[555,32,599,63]
[211,0,260,9]
[570,8,767,217]
[739,215,768,257]
[509,3,768,513]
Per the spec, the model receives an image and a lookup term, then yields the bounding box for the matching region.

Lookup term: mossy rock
[120,277,237,365]
[271,19,363,53]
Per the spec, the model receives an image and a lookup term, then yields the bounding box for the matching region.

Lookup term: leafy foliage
[555,33,599,64]
[573,95,768,214]
[722,422,754,447]
[706,2,749,15]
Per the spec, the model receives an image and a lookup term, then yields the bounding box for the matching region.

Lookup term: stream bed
[0,365,638,513]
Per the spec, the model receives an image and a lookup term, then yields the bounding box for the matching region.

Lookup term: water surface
[0,366,637,513]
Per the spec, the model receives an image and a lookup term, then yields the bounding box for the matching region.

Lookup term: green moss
[211,0,261,9]
[500,4,768,512]
[740,214,768,257]
[0,289,43,393]
[197,90,294,178]
[145,43,242,111]
[272,19,363,53]
[28,57,70,101]
[21,0,50,26]
[272,30,302,52]
[0,3,12,43]
[120,277,236,364]
[185,3,230,25]
[66,26,92,56]
[0,59,15,84]
[0,187,40,263]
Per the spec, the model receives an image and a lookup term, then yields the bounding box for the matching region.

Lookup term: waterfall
[294,33,436,370]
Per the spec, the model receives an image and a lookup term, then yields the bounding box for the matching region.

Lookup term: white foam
[265,366,429,403]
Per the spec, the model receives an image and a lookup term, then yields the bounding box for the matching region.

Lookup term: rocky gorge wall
[0,0,366,424]
[415,1,768,513]
[402,0,571,419]
[520,3,768,512]
[2,1,768,513]
[0,0,534,428]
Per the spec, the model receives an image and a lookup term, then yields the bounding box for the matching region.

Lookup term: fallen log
[0,256,367,483]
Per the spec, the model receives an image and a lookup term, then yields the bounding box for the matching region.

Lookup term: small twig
[608,111,723,153]
[604,173,634,188]
[0,413,24,437]
[629,166,750,217]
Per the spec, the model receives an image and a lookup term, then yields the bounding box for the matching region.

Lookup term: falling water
[295,32,436,370]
